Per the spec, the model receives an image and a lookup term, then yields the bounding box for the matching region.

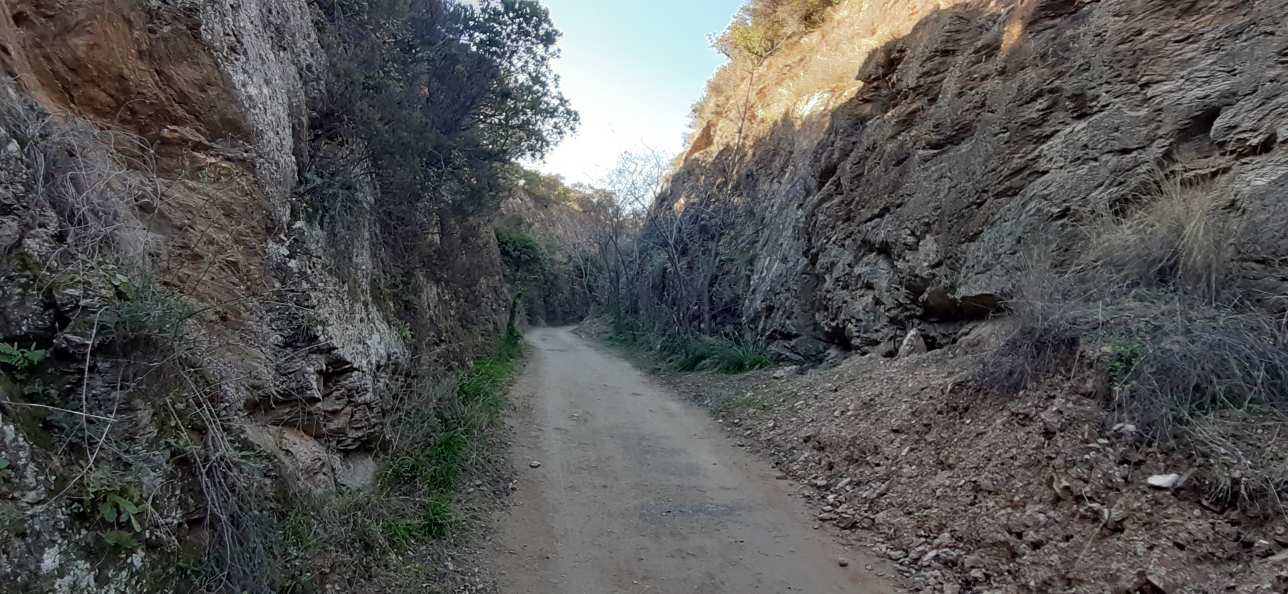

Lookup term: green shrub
[312,0,578,269]
[616,333,771,375]
[714,0,842,61]
[496,227,553,290]
[0,343,47,371]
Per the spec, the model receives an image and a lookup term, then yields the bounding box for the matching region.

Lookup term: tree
[312,0,579,225]
[577,150,670,328]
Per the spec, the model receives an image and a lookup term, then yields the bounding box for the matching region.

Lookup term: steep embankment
[656,0,1286,353]
[0,2,512,591]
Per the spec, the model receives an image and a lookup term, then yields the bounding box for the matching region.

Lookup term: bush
[496,227,552,289]
[107,277,193,341]
[312,0,577,220]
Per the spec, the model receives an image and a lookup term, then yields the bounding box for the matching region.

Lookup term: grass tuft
[608,332,770,375]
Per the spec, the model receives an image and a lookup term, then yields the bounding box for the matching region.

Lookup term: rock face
[0,1,508,591]
[653,0,1288,353]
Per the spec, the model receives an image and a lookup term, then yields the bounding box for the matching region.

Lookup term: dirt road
[496,327,895,594]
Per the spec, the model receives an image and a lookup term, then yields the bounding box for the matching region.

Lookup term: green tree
[312,0,579,226]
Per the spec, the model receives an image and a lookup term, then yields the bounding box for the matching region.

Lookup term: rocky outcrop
[0,1,508,591]
[657,0,1288,354]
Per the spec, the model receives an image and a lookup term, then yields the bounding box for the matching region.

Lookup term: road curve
[495,327,896,594]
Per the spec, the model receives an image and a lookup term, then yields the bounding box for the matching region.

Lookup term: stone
[772,365,800,380]
[1112,422,1138,435]
[1039,408,1065,436]
[1146,473,1183,489]
[529,461,543,469]
[837,558,850,567]
[897,328,928,357]
[1252,539,1274,558]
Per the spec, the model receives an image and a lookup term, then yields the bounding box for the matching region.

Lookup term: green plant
[103,529,140,550]
[72,474,150,550]
[109,278,193,340]
[604,332,772,375]
[281,507,318,552]
[98,491,145,533]
[417,493,456,540]
[0,456,11,482]
[374,333,525,548]
[377,516,421,550]
[496,227,553,287]
[312,0,577,272]
[713,339,772,374]
[396,320,415,342]
[0,343,47,371]
[1104,336,1146,387]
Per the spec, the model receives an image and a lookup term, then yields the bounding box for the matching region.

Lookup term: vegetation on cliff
[0,0,575,591]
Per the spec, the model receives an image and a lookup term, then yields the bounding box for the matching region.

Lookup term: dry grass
[1082,175,1237,305]
[1188,411,1288,514]
[982,173,1288,513]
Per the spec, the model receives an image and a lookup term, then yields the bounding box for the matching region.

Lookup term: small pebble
[529,461,542,468]
[837,558,850,567]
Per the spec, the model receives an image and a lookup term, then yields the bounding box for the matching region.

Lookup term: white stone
[1146,473,1183,489]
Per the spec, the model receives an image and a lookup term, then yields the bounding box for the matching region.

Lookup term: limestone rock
[897,328,928,358]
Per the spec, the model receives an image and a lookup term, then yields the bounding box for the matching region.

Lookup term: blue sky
[532,0,745,185]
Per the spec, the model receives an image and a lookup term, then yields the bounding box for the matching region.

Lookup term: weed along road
[496,327,895,593]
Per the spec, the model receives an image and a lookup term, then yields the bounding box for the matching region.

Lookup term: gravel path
[495,327,895,593]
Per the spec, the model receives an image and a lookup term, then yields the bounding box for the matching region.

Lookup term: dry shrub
[973,251,1090,394]
[1188,411,1288,514]
[0,79,156,276]
[983,173,1288,512]
[1120,312,1288,439]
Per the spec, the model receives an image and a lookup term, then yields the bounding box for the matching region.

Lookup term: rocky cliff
[0,1,509,591]
[621,2,1288,591]
[656,0,1287,355]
